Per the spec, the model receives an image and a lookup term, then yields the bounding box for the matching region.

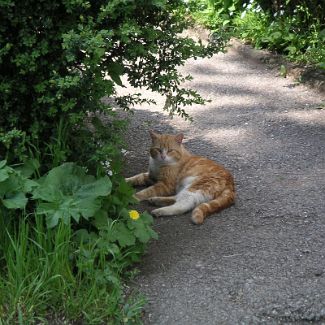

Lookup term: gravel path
[120,41,325,324]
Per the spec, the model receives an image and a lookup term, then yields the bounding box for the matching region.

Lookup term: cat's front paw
[133,194,140,202]
[151,208,165,217]
[125,176,133,184]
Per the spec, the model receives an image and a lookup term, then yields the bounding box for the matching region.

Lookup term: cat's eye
[167,149,174,153]
[152,147,162,153]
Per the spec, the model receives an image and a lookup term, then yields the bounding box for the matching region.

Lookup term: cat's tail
[191,188,235,225]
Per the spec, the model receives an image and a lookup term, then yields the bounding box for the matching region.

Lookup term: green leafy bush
[190,0,325,66]
[0,0,218,165]
[234,1,325,65]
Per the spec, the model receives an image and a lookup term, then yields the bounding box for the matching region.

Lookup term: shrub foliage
[0,0,217,164]
[191,0,325,66]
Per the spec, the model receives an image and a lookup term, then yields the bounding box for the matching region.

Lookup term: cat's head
[149,130,184,164]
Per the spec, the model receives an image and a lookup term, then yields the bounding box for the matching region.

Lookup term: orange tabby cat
[126,131,235,224]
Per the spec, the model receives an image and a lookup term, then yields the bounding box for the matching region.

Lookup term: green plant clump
[0,0,225,323]
[0,159,157,323]
[190,0,325,67]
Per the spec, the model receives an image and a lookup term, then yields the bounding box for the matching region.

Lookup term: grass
[0,212,145,324]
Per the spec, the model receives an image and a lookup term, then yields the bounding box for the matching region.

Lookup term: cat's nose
[161,154,166,160]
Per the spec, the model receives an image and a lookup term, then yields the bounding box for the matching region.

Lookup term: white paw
[125,177,132,184]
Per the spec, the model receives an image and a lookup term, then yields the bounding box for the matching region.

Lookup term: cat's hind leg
[191,188,235,225]
[147,196,176,207]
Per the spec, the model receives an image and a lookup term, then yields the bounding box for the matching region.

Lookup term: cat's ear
[149,130,159,141]
[175,133,184,145]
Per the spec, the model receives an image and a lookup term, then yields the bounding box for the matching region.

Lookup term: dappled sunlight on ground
[203,127,250,143]
[276,109,325,126]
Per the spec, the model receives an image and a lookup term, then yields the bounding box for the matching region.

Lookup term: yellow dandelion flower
[129,210,140,220]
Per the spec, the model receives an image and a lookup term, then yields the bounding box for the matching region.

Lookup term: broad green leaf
[76,197,102,219]
[133,220,152,243]
[2,192,28,209]
[134,226,151,243]
[23,179,39,192]
[76,176,111,199]
[0,175,20,196]
[148,227,158,240]
[93,209,109,229]
[46,211,60,228]
[0,169,10,182]
[140,211,154,224]
[34,163,112,228]
[111,222,136,247]
[16,159,40,177]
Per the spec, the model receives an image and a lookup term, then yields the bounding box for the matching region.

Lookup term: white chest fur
[149,156,160,180]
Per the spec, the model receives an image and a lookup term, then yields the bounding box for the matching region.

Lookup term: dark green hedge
[0,0,218,164]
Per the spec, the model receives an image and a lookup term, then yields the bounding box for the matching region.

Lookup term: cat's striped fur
[126,131,235,224]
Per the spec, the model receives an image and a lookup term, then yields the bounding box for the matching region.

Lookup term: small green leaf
[317,62,325,70]
[223,20,230,26]
[280,65,287,77]
[152,0,166,8]
[271,31,282,39]
[285,46,297,54]
[107,62,124,86]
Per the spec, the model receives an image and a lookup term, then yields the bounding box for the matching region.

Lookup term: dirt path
[120,42,325,324]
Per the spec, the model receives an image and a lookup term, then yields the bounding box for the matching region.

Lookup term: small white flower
[121,149,128,156]
[103,160,111,168]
